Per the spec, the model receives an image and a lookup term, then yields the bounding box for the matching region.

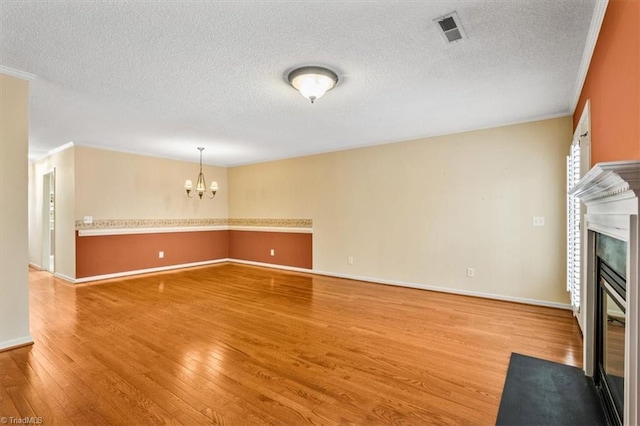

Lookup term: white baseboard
[224,260,570,309]
[28,262,42,270]
[227,258,313,274]
[0,335,34,352]
[54,272,76,283]
[74,259,228,283]
[311,269,572,310]
[67,257,571,310]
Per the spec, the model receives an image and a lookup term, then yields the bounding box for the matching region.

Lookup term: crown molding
[31,142,75,162]
[570,160,640,204]
[570,0,609,113]
[45,141,74,157]
[0,65,36,81]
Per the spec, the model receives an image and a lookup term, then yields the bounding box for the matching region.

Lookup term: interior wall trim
[228,218,312,228]
[76,218,313,231]
[75,218,228,230]
[33,142,75,162]
[229,226,312,234]
[226,260,570,310]
[310,269,572,310]
[28,262,42,270]
[54,272,76,283]
[227,258,313,273]
[74,258,228,284]
[59,256,570,309]
[78,225,313,237]
[570,0,609,113]
[78,226,228,237]
[0,336,34,352]
[0,65,36,81]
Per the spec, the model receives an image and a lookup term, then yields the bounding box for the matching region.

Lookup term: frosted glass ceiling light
[288,66,338,103]
[185,147,218,199]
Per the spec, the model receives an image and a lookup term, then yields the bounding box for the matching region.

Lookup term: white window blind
[567,140,581,309]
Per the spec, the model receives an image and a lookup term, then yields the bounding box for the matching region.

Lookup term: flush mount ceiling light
[287,66,338,103]
[184,147,218,199]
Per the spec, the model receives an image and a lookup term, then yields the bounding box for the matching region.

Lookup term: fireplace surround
[571,160,639,426]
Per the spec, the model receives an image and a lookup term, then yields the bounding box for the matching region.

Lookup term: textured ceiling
[1,1,597,166]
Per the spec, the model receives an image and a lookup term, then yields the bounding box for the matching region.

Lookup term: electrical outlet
[83,216,93,225]
[467,267,475,278]
[533,216,545,227]
[270,249,275,256]
[348,256,354,265]
[158,251,164,259]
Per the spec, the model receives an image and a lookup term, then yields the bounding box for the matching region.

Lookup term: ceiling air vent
[435,12,466,43]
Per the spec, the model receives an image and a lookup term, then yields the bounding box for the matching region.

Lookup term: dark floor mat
[496,353,606,426]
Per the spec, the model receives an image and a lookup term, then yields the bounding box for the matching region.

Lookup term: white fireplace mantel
[571,160,640,426]
[571,161,640,202]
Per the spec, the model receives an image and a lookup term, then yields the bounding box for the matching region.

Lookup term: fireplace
[570,160,639,426]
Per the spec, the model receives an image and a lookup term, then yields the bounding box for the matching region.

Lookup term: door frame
[42,169,55,273]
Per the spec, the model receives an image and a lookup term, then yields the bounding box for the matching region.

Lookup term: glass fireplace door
[595,232,627,426]
[596,270,625,425]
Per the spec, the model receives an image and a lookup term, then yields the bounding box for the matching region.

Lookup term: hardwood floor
[1,264,582,425]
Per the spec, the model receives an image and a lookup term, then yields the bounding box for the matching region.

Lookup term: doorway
[42,170,55,272]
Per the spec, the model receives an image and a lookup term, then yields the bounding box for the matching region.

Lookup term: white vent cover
[435,12,466,43]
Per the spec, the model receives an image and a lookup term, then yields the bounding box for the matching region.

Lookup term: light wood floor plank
[0,264,583,425]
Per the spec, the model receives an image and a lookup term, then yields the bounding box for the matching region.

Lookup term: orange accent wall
[76,230,229,278]
[574,0,640,165]
[229,231,312,269]
[76,229,313,279]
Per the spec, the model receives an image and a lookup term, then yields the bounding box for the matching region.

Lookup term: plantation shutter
[567,139,581,310]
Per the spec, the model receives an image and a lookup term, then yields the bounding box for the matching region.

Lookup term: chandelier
[184,147,218,199]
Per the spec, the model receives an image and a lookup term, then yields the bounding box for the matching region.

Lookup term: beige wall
[229,117,573,305]
[28,145,228,280]
[0,73,32,349]
[29,145,76,279]
[74,146,228,220]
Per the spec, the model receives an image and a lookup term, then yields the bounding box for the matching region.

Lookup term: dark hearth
[496,353,606,426]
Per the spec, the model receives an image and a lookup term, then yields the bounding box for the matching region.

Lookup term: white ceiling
[1,0,598,166]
